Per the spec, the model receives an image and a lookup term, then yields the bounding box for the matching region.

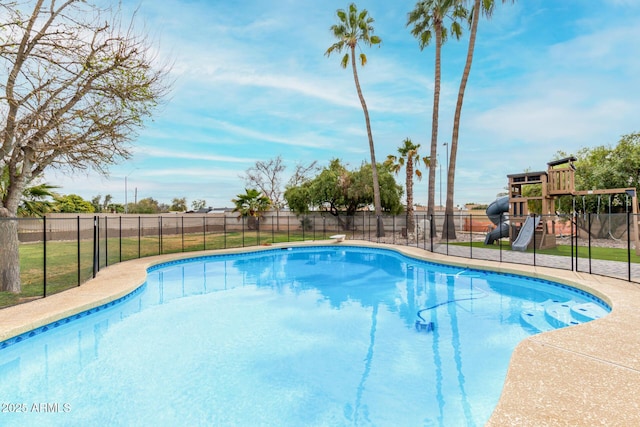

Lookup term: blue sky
[49,0,640,210]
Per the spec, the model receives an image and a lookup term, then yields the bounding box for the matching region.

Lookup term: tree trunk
[247,216,258,230]
[0,215,21,293]
[406,157,415,232]
[428,23,443,238]
[343,215,353,231]
[443,0,481,240]
[350,45,384,237]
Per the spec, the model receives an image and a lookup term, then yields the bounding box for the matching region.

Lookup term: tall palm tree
[326,3,385,237]
[407,0,466,237]
[232,189,272,231]
[385,138,428,234]
[443,0,514,239]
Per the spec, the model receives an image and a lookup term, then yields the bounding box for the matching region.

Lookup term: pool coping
[1,240,639,424]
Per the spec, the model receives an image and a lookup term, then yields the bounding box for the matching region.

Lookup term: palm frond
[340,53,349,68]
[328,3,381,69]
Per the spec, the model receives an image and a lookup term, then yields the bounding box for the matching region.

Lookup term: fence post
[392,215,397,245]
[138,216,141,258]
[469,214,473,259]
[571,210,578,271]
[533,214,537,267]
[445,213,449,256]
[413,215,417,248]
[158,216,162,255]
[429,214,434,252]
[181,216,185,252]
[43,216,47,297]
[105,216,109,267]
[588,213,592,274]
[92,215,98,278]
[499,212,503,263]
[77,216,81,286]
[242,216,245,247]
[421,214,427,251]
[575,213,580,271]
[627,212,632,281]
[119,216,123,263]
[203,216,207,251]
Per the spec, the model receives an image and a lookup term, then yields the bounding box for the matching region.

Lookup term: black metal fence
[1,211,638,309]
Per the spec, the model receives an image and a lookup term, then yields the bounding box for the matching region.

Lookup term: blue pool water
[0,246,609,426]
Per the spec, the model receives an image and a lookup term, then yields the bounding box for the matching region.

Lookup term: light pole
[124,168,138,214]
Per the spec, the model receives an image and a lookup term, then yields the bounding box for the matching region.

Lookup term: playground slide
[512,215,541,251]
[484,196,510,245]
[484,222,510,245]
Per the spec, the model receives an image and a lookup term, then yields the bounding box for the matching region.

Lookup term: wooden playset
[506,156,639,251]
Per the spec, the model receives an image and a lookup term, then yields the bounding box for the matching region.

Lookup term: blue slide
[511,215,541,251]
[484,196,509,245]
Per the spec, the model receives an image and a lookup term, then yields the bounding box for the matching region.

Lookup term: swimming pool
[0,246,609,426]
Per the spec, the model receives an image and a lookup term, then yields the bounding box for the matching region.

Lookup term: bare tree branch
[0,0,171,292]
[243,155,286,209]
[287,160,319,188]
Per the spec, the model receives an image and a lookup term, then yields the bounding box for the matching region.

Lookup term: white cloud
[46,0,640,208]
[134,147,251,164]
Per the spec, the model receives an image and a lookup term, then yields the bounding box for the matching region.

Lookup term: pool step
[520,300,556,333]
[570,302,609,323]
[520,299,605,333]
[545,301,582,329]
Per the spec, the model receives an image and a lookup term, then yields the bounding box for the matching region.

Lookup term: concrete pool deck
[0,240,639,425]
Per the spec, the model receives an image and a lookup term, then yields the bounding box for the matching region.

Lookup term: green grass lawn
[451,240,640,263]
[0,230,328,308]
